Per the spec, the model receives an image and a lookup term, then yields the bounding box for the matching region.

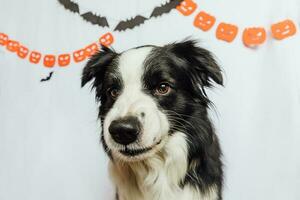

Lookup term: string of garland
[0,0,298,69]
[177,0,297,46]
[0,32,114,68]
[58,0,183,31]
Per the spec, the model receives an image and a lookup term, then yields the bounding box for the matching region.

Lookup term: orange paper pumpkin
[29,51,42,64]
[0,33,8,46]
[271,19,296,40]
[43,55,56,68]
[6,40,20,52]
[73,49,86,63]
[99,33,114,47]
[216,23,238,42]
[176,0,197,16]
[243,28,266,47]
[85,43,99,57]
[194,11,216,31]
[17,45,29,59]
[58,54,71,67]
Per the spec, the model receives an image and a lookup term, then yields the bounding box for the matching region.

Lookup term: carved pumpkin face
[85,43,99,57]
[176,0,197,16]
[6,40,19,52]
[99,33,114,47]
[43,55,56,68]
[17,45,29,59]
[216,23,238,42]
[0,33,8,46]
[243,28,266,47]
[194,11,216,31]
[29,51,42,64]
[73,49,86,63]
[271,20,296,40]
[58,54,71,67]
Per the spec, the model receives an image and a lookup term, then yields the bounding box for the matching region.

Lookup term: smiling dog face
[81,40,223,162]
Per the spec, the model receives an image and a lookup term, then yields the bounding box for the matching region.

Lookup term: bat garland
[57,0,184,31]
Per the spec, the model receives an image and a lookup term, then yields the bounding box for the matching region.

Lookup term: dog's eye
[107,88,120,99]
[155,83,171,95]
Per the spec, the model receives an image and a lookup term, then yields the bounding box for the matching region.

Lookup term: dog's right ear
[81,46,117,88]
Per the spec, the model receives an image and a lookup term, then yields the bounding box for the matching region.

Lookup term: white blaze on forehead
[118,47,154,87]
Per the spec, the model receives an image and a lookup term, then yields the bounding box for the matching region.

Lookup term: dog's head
[82,40,223,161]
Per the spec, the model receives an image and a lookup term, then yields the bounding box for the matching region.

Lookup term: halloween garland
[176,0,297,46]
[58,0,183,31]
[0,32,114,68]
[0,0,298,70]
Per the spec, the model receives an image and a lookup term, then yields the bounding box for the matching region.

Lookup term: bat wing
[114,15,148,31]
[58,0,79,13]
[150,0,183,17]
[81,12,109,27]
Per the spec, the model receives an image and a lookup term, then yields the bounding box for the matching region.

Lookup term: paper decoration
[40,72,54,82]
[6,40,19,52]
[151,0,182,17]
[81,12,109,27]
[29,51,42,64]
[57,0,183,31]
[176,0,197,16]
[58,54,71,67]
[216,23,238,42]
[177,0,297,47]
[114,15,147,31]
[99,32,114,46]
[271,19,296,40]
[242,28,266,47]
[0,33,8,46]
[17,45,29,59]
[194,11,216,31]
[43,55,56,68]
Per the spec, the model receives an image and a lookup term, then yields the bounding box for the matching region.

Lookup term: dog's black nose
[109,116,140,145]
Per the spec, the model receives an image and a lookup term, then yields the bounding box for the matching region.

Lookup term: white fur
[109,132,218,200]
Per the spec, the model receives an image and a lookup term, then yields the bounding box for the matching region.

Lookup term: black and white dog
[82,40,223,200]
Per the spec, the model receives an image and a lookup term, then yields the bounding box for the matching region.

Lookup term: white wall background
[0,0,300,199]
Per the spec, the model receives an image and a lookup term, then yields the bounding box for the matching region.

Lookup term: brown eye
[108,88,120,99]
[155,83,171,95]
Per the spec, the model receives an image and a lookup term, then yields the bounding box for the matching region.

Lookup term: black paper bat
[40,72,53,82]
[150,0,183,17]
[81,12,109,27]
[58,0,79,13]
[114,15,148,31]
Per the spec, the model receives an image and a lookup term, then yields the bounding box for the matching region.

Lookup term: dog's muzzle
[108,116,141,145]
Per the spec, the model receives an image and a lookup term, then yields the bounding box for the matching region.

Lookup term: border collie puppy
[82,40,223,200]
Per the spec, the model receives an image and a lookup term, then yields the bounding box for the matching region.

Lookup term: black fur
[82,40,223,199]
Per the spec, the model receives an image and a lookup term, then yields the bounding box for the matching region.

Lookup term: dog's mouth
[119,140,162,157]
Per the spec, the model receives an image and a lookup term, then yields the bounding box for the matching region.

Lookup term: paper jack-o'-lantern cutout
[0,33,8,46]
[58,54,71,67]
[17,45,29,59]
[194,11,216,31]
[6,40,19,52]
[73,49,86,63]
[243,28,266,47]
[216,23,238,42]
[271,19,296,40]
[29,51,42,64]
[43,55,56,68]
[176,0,197,16]
[85,43,99,57]
[99,33,114,47]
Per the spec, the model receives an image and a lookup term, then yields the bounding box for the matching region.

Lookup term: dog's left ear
[168,40,223,87]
